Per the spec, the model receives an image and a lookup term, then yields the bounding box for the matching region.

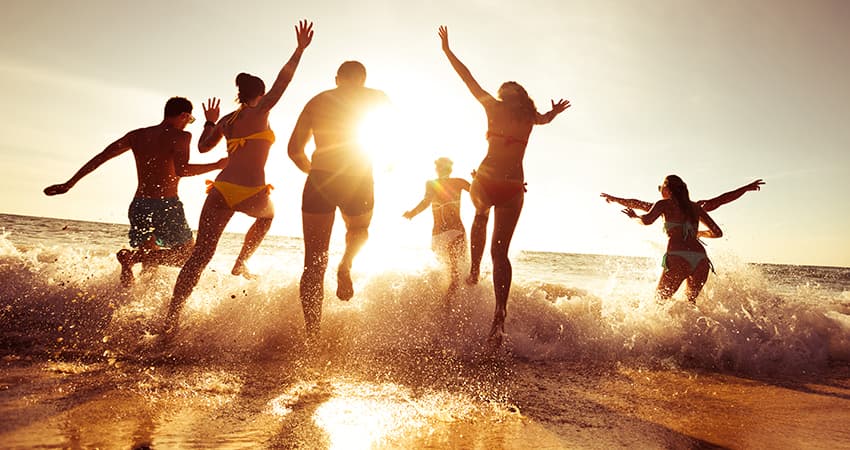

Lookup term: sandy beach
[2,354,848,449]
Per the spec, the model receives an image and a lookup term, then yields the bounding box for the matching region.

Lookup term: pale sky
[1,0,849,267]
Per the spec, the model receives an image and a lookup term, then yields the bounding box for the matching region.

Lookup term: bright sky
[1,0,849,267]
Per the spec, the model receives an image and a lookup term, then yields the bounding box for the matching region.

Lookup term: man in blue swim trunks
[44,97,227,286]
[288,61,390,338]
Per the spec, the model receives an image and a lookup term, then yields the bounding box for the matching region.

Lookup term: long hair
[498,81,538,122]
[235,73,265,104]
[664,175,698,223]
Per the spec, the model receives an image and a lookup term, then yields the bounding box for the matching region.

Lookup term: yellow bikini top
[224,108,276,154]
[226,129,276,153]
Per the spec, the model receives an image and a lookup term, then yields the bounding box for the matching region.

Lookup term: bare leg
[656,256,690,301]
[443,234,465,305]
[486,197,523,348]
[300,212,335,338]
[467,211,489,284]
[117,249,136,287]
[337,211,373,301]
[232,217,273,279]
[685,260,711,303]
[117,237,164,286]
[137,241,194,267]
[467,180,492,285]
[165,193,233,333]
[232,191,275,279]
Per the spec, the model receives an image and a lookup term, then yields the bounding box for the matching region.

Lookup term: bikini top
[224,108,276,154]
[486,130,528,146]
[226,129,276,153]
[664,221,696,239]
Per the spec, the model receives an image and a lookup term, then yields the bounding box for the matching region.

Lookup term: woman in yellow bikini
[438,26,571,348]
[165,20,313,333]
[620,175,723,303]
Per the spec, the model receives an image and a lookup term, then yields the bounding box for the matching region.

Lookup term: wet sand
[1,355,848,449]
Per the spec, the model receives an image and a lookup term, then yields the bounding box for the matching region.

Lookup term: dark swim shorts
[127,196,193,248]
[302,170,374,216]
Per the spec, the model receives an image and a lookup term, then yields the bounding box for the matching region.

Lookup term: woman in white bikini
[620,175,723,303]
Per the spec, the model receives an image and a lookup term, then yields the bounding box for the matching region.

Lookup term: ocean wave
[2,234,848,377]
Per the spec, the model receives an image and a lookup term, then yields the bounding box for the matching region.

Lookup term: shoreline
[3,212,849,270]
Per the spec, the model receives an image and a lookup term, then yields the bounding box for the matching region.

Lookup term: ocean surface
[1,212,849,449]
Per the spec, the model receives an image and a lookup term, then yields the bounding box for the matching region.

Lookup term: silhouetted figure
[288,60,391,338]
[404,157,470,298]
[44,97,227,286]
[438,26,571,348]
[616,175,723,303]
[165,20,313,335]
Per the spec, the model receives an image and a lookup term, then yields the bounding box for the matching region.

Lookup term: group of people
[43,21,760,348]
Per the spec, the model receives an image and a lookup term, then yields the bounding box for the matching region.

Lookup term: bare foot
[116,249,135,287]
[159,312,179,339]
[465,272,479,285]
[486,328,504,349]
[232,262,258,280]
[487,318,505,349]
[336,269,353,301]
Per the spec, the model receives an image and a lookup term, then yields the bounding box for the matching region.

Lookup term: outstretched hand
[44,183,71,196]
[551,99,571,114]
[203,98,220,123]
[745,179,765,192]
[402,211,414,220]
[600,193,615,203]
[438,25,450,52]
[295,20,314,50]
[622,208,638,219]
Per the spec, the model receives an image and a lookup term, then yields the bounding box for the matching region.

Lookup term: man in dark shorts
[288,60,390,337]
[44,97,227,286]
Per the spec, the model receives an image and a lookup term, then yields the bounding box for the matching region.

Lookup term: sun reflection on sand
[314,380,443,449]
[269,378,488,448]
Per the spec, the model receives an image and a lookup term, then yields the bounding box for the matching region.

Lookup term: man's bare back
[289,85,389,177]
[127,124,190,198]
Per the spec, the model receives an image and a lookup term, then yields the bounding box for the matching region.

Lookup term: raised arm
[287,102,313,174]
[403,182,434,219]
[600,193,653,211]
[622,200,665,225]
[698,179,764,212]
[173,129,228,177]
[256,20,314,112]
[438,26,494,105]
[599,192,652,211]
[198,98,225,153]
[43,133,132,195]
[696,205,723,239]
[535,99,571,125]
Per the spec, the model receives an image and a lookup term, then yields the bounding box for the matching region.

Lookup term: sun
[351,78,489,265]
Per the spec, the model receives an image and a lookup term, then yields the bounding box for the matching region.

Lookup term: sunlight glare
[358,105,400,171]
[311,380,478,449]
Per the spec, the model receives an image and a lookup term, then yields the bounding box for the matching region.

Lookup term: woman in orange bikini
[438,26,571,347]
[620,175,723,303]
[165,20,313,333]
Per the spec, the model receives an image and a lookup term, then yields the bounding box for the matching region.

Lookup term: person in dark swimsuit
[438,26,571,348]
[288,60,391,339]
[404,157,471,298]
